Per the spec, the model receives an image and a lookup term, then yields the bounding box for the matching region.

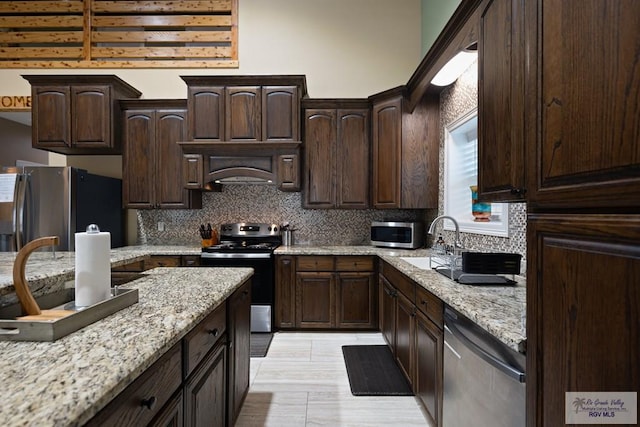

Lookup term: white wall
[0,0,422,99]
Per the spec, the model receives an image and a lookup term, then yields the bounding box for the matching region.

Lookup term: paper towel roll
[75,227,111,307]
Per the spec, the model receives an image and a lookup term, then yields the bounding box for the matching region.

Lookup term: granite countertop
[0,250,152,307]
[0,266,253,427]
[275,245,526,353]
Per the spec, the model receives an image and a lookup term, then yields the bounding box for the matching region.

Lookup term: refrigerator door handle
[14,174,28,250]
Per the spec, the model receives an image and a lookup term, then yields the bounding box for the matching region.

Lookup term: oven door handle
[200,252,272,259]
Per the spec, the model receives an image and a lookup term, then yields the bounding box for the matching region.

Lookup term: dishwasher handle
[445,308,526,383]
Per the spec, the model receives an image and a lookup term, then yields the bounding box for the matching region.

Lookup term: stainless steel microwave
[370,221,424,249]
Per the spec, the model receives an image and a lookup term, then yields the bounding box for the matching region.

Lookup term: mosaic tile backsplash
[137,58,527,276]
[435,60,528,274]
[137,185,423,246]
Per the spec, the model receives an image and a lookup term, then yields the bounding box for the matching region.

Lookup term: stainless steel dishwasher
[443,305,526,426]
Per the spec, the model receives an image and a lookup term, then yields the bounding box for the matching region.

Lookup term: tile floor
[235,332,432,426]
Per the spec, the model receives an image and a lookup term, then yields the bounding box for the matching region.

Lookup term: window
[443,108,509,237]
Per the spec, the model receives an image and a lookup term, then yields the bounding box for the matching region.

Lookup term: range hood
[178,141,301,189]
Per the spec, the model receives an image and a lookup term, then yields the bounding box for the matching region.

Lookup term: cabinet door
[227,281,251,426]
[275,256,296,328]
[31,85,71,149]
[372,97,402,208]
[225,86,261,141]
[336,272,377,329]
[263,86,298,141]
[187,86,224,141]
[296,272,335,328]
[184,343,227,427]
[156,109,190,208]
[183,154,203,190]
[303,109,336,208]
[527,0,640,208]
[415,311,443,427]
[277,154,300,192]
[72,85,111,149]
[379,276,397,350]
[149,390,184,427]
[527,214,640,427]
[478,0,526,201]
[395,291,415,388]
[337,109,370,208]
[123,109,156,209]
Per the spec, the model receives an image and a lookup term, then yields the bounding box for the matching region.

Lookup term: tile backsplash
[434,59,527,274]
[137,185,423,246]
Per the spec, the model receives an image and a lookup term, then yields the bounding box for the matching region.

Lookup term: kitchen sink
[399,257,432,270]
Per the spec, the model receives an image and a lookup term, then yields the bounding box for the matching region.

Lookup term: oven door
[200,253,274,332]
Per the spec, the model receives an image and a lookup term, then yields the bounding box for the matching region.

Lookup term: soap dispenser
[432,235,446,254]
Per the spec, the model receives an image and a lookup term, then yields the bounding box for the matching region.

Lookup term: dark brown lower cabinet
[227,281,251,425]
[415,310,443,427]
[88,343,183,427]
[379,261,443,427]
[277,256,377,330]
[275,256,296,328]
[184,343,227,427]
[527,214,640,426]
[149,390,184,427]
[89,279,252,427]
[296,272,335,328]
[395,291,415,389]
[379,276,397,349]
[336,272,377,328]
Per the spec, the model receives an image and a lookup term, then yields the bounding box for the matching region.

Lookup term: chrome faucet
[428,215,464,254]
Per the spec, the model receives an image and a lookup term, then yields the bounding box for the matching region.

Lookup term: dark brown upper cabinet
[302,99,370,209]
[370,88,439,209]
[181,75,306,144]
[477,0,526,202]
[23,75,141,155]
[263,86,299,142]
[121,99,201,210]
[524,0,640,209]
[225,86,261,141]
[186,86,224,141]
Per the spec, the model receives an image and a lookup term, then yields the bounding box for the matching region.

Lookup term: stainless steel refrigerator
[0,166,123,252]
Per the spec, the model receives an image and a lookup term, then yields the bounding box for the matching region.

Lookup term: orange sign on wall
[0,96,31,110]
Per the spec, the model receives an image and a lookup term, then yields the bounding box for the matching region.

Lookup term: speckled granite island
[274,245,527,353]
[0,253,252,427]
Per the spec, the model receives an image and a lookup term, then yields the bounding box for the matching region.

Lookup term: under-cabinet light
[430,50,478,87]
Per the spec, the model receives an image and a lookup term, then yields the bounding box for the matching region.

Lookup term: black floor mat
[342,345,414,396]
[250,333,274,358]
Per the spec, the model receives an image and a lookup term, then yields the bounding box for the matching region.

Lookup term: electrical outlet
[157,221,165,231]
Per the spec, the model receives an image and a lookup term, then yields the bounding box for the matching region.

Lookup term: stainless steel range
[201,223,281,332]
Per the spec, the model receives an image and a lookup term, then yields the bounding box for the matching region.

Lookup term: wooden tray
[0,287,138,342]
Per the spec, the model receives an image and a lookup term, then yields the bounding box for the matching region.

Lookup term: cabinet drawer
[145,256,182,269]
[415,285,443,328]
[296,256,335,271]
[335,256,375,272]
[89,343,182,426]
[381,262,415,304]
[111,260,146,272]
[183,304,227,378]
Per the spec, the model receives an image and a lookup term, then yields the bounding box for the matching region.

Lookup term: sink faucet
[428,215,464,254]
